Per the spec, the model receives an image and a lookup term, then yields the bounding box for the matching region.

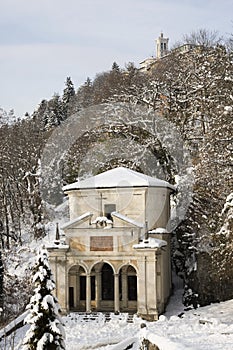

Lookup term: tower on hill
[156,32,169,58]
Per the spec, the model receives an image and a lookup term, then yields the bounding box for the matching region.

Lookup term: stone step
[69,311,135,323]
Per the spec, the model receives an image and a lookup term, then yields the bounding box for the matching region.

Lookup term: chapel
[47,167,175,320]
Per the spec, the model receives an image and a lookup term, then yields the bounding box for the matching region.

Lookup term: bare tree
[182,28,222,47]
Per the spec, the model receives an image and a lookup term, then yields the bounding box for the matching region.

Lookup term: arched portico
[68,261,137,313]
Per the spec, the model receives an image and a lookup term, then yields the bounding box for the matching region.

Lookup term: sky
[0,0,232,117]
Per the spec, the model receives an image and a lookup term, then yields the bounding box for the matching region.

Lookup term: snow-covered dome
[63,167,175,191]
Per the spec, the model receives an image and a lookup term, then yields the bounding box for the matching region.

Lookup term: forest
[0,29,232,323]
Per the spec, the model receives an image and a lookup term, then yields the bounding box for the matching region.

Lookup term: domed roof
[63,167,175,191]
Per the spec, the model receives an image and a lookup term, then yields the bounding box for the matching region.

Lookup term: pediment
[61,211,144,230]
[111,212,144,228]
[61,212,92,230]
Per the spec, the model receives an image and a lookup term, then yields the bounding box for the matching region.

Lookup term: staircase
[67,311,136,323]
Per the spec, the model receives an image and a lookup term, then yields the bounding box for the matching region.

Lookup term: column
[121,271,128,309]
[56,256,67,313]
[159,251,164,310]
[73,273,78,309]
[154,254,158,306]
[155,252,162,317]
[137,256,147,315]
[147,253,158,319]
[86,274,91,312]
[114,273,120,313]
[96,272,101,310]
[76,274,80,309]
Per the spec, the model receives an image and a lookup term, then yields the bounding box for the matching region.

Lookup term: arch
[116,262,138,275]
[119,264,137,311]
[68,261,88,274]
[87,261,116,311]
[89,259,116,274]
[90,262,115,304]
[101,263,114,301]
[68,264,88,311]
[69,264,86,274]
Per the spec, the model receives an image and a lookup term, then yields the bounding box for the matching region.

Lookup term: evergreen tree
[111,61,120,72]
[23,248,65,350]
[75,77,94,109]
[33,99,48,128]
[43,94,64,130]
[62,77,75,105]
[62,77,75,118]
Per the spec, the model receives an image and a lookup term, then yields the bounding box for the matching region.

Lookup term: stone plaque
[90,236,113,251]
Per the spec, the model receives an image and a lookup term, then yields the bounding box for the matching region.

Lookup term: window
[104,204,116,220]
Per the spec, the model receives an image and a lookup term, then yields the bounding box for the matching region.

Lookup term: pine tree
[43,94,64,130]
[62,77,75,105]
[62,77,75,118]
[23,248,65,350]
[111,61,120,72]
[75,77,94,109]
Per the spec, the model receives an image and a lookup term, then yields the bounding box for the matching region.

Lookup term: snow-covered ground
[1,275,233,350]
[2,204,233,350]
[2,200,233,349]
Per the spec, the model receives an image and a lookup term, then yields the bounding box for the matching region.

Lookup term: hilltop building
[47,167,175,321]
[140,32,196,73]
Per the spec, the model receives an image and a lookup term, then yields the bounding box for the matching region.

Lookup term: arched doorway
[119,265,137,312]
[90,262,115,311]
[68,265,87,311]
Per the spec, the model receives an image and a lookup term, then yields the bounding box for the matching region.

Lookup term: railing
[110,336,138,350]
[0,311,29,340]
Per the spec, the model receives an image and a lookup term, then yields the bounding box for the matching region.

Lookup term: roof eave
[63,184,176,192]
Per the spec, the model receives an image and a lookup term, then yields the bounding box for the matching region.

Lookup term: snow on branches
[22,247,65,350]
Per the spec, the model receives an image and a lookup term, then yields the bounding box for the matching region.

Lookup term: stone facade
[156,32,169,59]
[47,167,175,320]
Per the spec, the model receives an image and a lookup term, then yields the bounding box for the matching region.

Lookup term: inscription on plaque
[90,236,113,251]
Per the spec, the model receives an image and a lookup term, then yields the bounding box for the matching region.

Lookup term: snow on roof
[46,243,70,250]
[63,167,175,191]
[111,211,144,228]
[133,237,167,249]
[61,212,92,230]
[149,227,169,234]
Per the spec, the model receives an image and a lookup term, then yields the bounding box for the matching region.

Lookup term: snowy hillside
[1,277,233,350]
[0,24,232,350]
